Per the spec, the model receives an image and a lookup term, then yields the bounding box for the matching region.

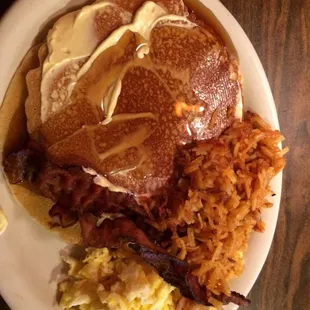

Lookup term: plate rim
[0,1,282,309]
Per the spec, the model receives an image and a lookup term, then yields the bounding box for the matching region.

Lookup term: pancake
[26,0,186,135]
[26,0,242,196]
[26,1,132,135]
[1,0,190,243]
[113,0,187,15]
[0,45,82,244]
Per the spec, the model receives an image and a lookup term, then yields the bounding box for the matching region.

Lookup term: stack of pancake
[25,0,242,198]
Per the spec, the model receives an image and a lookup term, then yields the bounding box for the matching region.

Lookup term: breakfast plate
[0,0,282,309]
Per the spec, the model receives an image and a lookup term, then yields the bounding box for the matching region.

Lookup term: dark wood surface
[220,1,310,310]
[222,1,310,309]
[1,0,309,310]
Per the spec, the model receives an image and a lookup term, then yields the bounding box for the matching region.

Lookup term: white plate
[0,1,282,309]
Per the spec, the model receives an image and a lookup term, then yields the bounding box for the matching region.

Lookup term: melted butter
[43,2,130,74]
[83,167,128,193]
[136,43,150,59]
[77,1,197,78]
[101,78,122,125]
[40,1,198,123]
[98,125,152,161]
[110,112,157,122]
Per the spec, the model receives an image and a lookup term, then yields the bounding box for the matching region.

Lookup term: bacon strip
[3,149,147,227]
[79,213,165,253]
[49,203,78,228]
[129,243,250,307]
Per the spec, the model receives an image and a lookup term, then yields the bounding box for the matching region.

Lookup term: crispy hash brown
[148,112,287,305]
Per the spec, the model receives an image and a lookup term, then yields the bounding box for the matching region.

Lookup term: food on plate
[70,112,286,308]
[59,246,246,310]
[3,113,286,308]
[0,0,288,309]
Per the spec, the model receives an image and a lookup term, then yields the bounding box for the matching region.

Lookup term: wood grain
[0,0,309,310]
[220,0,310,309]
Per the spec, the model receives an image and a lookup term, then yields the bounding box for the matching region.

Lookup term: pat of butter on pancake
[83,167,128,193]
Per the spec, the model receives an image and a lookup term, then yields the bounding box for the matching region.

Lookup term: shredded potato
[153,112,287,307]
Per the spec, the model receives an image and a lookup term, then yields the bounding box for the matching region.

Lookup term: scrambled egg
[0,207,8,235]
[59,247,177,310]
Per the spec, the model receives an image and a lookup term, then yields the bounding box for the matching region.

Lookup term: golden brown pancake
[112,0,187,15]
[26,1,134,136]
[25,44,48,135]
[25,2,241,195]
[0,45,82,244]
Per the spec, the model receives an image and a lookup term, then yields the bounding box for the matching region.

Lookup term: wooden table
[1,0,309,309]
[220,1,310,309]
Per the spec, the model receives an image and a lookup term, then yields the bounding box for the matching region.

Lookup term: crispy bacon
[78,214,249,307]
[219,291,251,307]
[79,213,165,253]
[3,149,147,227]
[129,243,250,307]
[37,166,146,217]
[49,203,78,228]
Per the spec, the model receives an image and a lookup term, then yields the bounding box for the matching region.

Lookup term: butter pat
[82,167,128,193]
